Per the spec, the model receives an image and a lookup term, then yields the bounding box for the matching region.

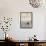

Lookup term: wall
[0,0,46,40]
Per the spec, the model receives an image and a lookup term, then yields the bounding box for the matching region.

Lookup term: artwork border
[20,12,33,29]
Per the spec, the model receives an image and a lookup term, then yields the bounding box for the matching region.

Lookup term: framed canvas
[20,12,33,28]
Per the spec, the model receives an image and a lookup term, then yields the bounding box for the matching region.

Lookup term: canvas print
[20,12,33,28]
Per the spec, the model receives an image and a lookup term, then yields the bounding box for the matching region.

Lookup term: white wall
[0,0,46,40]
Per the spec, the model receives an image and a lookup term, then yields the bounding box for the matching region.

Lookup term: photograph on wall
[20,12,33,28]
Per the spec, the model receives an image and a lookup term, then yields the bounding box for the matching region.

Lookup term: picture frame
[20,12,33,29]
